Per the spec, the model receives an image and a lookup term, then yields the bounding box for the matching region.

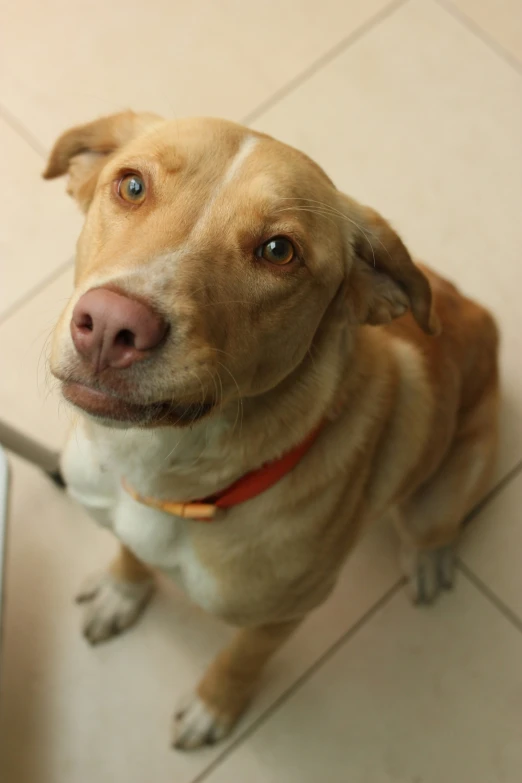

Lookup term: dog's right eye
[117,173,147,205]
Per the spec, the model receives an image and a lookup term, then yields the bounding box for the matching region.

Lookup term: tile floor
[0,0,521,781]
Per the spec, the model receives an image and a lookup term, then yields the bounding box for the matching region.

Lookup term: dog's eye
[256,237,295,265]
[118,174,146,204]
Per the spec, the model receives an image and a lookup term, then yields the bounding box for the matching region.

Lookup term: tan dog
[44,112,499,749]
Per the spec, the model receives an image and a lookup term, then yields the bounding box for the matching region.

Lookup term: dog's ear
[42,110,162,211]
[338,193,439,335]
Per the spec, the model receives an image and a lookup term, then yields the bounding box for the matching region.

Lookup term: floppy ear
[42,110,162,211]
[338,194,439,335]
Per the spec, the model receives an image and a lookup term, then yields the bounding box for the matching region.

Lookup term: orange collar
[122,423,322,522]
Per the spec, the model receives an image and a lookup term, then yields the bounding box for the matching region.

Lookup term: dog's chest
[60,424,222,612]
[113,494,220,612]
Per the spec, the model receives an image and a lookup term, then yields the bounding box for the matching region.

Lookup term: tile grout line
[458,562,522,634]
[463,459,522,528]
[0,105,73,326]
[1,2,408,161]
[459,458,522,633]
[192,579,405,783]
[0,103,47,158]
[241,0,409,125]
[434,0,522,76]
[0,256,74,328]
[0,0,408,174]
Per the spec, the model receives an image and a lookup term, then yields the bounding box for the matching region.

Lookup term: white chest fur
[60,421,221,612]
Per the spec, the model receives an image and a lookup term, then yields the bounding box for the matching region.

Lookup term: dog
[43,111,499,749]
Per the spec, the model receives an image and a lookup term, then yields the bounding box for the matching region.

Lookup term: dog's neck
[84,319,359,500]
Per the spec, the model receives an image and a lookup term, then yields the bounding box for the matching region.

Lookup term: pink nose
[71,288,167,372]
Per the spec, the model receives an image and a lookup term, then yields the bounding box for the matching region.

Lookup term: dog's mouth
[62,381,214,427]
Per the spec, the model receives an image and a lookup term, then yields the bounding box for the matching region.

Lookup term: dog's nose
[71,288,167,372]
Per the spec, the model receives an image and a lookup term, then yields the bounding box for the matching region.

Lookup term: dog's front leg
[172,618,301,750]
[76,543,155,644]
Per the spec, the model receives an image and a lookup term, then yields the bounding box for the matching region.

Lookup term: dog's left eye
[118,174,146,204]
[255,237,295,265]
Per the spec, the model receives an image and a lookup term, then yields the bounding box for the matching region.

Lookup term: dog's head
[45,111,438,426]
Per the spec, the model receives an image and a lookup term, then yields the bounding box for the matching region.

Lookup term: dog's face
[45,112,437,426]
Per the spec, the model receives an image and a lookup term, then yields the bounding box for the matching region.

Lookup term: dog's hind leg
[393,384,498,604]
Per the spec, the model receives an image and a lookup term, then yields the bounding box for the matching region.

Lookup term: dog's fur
[44,112,499,749]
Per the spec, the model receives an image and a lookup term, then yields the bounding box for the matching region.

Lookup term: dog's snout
[71,288,167,372]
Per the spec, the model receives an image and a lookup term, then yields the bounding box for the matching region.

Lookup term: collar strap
[122,423,322,522]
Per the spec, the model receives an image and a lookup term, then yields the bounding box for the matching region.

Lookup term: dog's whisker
[277,205,379,267]
[211,346,236,362]
[215,360,243,441]
[197,300,252,310]
[276,197,393,266]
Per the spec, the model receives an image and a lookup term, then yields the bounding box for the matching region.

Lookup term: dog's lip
[61,381,213,425]
[62,382,142,420]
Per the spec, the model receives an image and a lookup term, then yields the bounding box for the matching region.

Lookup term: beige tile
[0,267,73,450]
[0,458,401,783]
[205,576,522,783]
[448,0,522,65]
[0,0,391,150]
[0,118,81,318]
[252,0,522,480]
[461,469,522,621]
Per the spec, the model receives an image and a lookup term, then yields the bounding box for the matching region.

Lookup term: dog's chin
[61,381,214,428]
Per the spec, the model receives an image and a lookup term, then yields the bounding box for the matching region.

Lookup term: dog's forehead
[120,117,330,193]
[91,117,339,260]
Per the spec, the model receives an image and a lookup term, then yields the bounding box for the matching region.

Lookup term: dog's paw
[171,693,234,750]
[75,572,154,644]
[400,544,456,605]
